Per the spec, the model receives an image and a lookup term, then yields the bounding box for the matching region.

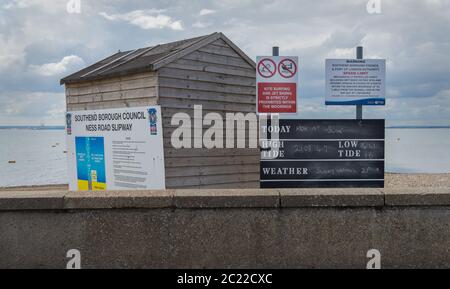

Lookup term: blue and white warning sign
[325,59,386,105]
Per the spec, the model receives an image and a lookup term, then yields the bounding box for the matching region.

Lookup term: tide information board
[66,106,165,191]
[260,119,385,188]
[256,56,299,114]
[325,59,385,105]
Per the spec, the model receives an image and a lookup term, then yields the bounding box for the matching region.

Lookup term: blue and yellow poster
[75,137,107,191]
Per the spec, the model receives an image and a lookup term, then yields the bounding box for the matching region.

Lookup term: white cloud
[2,0,31,9]
[434,89,450,101]
[29,55,84,76]
[98,11,116,21]
[0,51,25,72]
[0,34,26,73]
[192,21,212,28]
[99,10,184,31]
[1,0,450,126]
[0,91,65,125]
[199,9,216,16]
[2,0,64,13]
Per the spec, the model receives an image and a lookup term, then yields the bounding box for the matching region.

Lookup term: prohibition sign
[257,58,277,78]
[278,58,297,78]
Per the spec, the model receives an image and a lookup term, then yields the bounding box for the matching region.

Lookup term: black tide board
[260,119,385,188]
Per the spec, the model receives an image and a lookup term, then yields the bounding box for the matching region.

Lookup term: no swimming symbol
[258,58,277,78]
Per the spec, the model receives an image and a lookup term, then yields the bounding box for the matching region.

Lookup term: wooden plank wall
[158,39,259,189]
[65,72,158,111]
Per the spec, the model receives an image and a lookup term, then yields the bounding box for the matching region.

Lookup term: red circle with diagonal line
[258,58,277,78]
[278,58,297,78]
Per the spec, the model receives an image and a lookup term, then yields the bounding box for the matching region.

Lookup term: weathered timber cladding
[159,40,258,188]
[66,72,158,111]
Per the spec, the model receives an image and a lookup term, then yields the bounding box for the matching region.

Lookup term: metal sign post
[273,46,279,57]
[356,46,363,120]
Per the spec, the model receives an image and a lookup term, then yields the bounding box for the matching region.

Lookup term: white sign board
[66,106,165,191]
[256,56,299,114]
[325,59,385,105]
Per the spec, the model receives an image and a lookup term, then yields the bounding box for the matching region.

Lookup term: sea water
[386,128,450,173]
[0,128,449,187]
[0,129,67,187]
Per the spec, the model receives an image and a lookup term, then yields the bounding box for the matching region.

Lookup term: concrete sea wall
[1,188,450,269]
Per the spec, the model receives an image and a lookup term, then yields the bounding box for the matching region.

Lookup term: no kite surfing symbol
[258,58,277,78]
[278,59,297,78]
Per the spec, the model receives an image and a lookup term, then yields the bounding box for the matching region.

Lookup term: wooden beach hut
[61,32,259,189]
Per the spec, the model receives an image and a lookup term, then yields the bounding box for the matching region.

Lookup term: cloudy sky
[0,0,449,126]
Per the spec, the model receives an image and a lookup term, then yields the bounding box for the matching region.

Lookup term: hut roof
[60,32,255,85]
